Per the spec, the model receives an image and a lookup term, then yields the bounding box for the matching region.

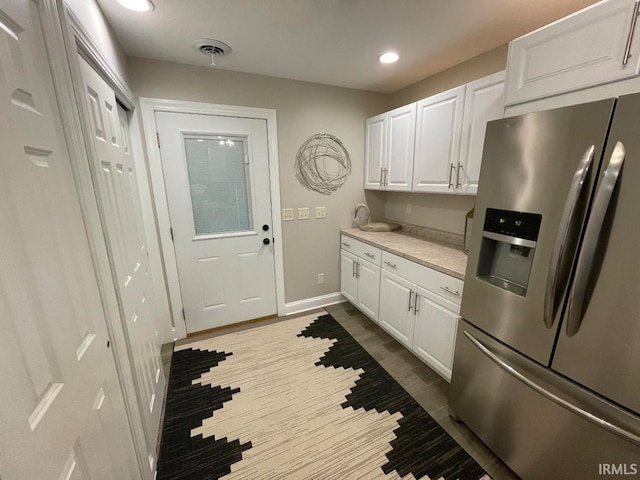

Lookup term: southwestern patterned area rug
[156,312,490,480]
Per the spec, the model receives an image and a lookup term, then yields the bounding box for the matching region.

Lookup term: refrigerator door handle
[462,330,640,447]
[566,142,626,337]
[544,145,595,328]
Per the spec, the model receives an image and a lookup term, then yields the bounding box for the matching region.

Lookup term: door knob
[263,238,271,245]
[262,224,270,231]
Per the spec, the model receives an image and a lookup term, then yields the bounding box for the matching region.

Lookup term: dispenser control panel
[483,208,542,242]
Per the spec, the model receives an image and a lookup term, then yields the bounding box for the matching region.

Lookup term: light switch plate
[282,208,294,221]
[315,206,326,219]
[317,273,325,285]
[298,207,310,220]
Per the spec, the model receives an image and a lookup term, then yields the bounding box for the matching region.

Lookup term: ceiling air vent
[194,39,232,58]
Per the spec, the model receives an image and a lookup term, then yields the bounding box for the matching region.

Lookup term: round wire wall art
[294,133,351,195]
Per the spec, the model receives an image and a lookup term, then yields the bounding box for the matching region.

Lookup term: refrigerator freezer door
[552,93,640,415]
[461,99,615,364]
[450,320,640,480]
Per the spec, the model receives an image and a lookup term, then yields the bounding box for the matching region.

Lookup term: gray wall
[387,45,508,110]
[385,192,475,236]
[128,58,387,303]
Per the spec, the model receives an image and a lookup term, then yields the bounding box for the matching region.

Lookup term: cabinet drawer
[381,251,463,308]
[340,235,382,265]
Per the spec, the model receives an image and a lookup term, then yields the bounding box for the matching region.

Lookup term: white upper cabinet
[364,113,386,190]
[459,71,506,195]
[364,72,504,195]
[413,85,466,193]
[386,103,416,191]
[364,105,415,191]
[505,0,640,107]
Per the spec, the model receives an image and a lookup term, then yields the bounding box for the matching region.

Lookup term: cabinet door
[505,0,640,106]
[379,270,416,347]
[385,103,416,191]
[340,250,358,304]
[412,287,459,381]
[356,258,381,322]
[364,113,386,190]
[413,86,465,193]
[459,71,505,195]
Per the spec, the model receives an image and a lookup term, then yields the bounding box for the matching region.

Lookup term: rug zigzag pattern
[157,348,251,480]
[157,313,489,480]
[298,314,487,480]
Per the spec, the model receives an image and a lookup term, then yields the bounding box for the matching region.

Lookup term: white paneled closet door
[0,1,139,479]
[77,57,165,465]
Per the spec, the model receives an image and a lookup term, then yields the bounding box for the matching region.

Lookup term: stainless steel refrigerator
[450,94,640,480]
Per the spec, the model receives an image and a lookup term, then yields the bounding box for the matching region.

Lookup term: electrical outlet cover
[315,206,326,219]
[282,208,294,221]
[298,207,310,220]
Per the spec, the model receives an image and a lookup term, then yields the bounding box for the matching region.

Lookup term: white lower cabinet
[340,245,381,322]
[340,250,359,304]
[340,239,463,382]
[357,258,382,321]
[413,287,459,381]
[379,270,416,347]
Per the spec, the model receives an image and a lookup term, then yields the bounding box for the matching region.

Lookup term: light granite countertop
[341,228,468,280]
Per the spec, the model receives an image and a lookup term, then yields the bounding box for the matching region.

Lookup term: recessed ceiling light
[379,52,399,64]
[117,0,154,12]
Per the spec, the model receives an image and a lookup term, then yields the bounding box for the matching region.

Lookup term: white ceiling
[97,0,599,94]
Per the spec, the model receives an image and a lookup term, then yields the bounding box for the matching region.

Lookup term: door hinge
[156,132,161,149]
[169,227,174,242]
[181,308,185,320]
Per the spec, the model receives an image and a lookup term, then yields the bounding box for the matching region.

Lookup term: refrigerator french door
[451,94,640,480]
[460,98,615,364]
[552,93,640,415]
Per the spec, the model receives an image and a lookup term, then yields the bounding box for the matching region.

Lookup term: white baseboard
[283,292,346,316]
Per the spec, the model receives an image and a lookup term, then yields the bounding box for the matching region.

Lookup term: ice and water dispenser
[477,208,542,297]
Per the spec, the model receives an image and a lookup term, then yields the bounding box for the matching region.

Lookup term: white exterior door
[356,257,381,322]
[413,86,465,193]
[379,270,416,347]
[0,1,138,478]
[459,71,505,195]
[385,103,416,191]
[78,57,165,466]
[156,112,277,333]
[364,113,386,190]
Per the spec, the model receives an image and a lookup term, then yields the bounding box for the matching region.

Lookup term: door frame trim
[140,98,287,327]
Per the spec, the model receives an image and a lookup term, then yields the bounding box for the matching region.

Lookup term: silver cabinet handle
[383,167,388,187]
[456,162,463,189]
[352,260,356,277]
[463,330,640,447]
[408,290,414,312]
[364,252,375,258]
[379,167,383,186]
[342,242,351,248]
[623,0,640,66]
[448,163,455,189]
[356,261,360,279]
[440,286,460,296]
[567,141,625,337]
[414,293,420,314]
[384,261,397,269]
[544,145,595,329]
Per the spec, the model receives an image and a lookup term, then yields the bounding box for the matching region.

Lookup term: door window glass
[184,136,252,236]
